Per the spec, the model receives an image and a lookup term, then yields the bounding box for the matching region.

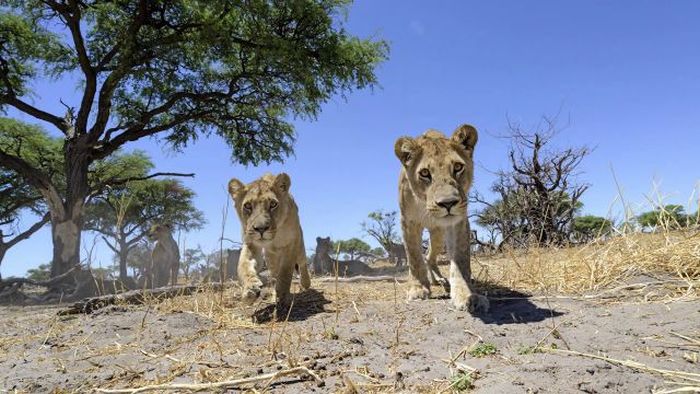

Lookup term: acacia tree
[637,205,689,232]
[182,246,205,281]
[361,210,403,263]
[572,215,613,243]
[84,152,205,283]
[332,237,370,260]
[0,1,387,279]
[122,241,151,279]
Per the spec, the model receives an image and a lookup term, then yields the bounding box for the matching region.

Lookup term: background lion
[394,124,489,313]
[228,173,311,308]
[147,223,180,288]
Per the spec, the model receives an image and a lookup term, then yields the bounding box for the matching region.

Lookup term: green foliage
[1,0,388,165]
[637,205,690,230]
[517,345,540,355]
[0,12,73,97]
[468,343,497,358]
[572,215,613,242]
[25,263,50,281]
[332,237,370,260]
[476,188,583,247]
[449,371,474,392]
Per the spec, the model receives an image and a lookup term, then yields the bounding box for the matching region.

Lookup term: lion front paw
[432,276,450,290]
[241,278,263,304]
[406,283,430,301]
[452,293,489,313]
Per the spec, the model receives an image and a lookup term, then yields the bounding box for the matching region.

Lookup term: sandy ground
[0,277,698,393]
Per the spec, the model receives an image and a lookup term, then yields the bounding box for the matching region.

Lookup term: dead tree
[473,115,590,247]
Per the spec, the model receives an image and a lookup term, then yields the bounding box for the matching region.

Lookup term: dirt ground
[1,276,699,393]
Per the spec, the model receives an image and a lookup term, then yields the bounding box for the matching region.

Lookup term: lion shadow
[477,280,564,325]
[434,279,565,325]
[251,288,331,323]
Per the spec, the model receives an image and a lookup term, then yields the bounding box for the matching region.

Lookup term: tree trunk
[49,215,82,277]
[50,145,90,278]
[118,243,129,283]
[0,244,7,273]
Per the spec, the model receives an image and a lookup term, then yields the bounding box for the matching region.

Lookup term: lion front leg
[238,244,265,304]
[445,222,489,313]
[402,218,431,301]
[427,228,449,290]
[266,250,294,309]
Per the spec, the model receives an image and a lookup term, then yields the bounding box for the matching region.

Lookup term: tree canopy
[636,205,692,231]
[572,215,613,243]
[332,237,370,260]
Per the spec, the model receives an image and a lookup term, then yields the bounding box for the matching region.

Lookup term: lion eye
[454,163,464,174]
[243,202,252,211]
[419,168,431,179]
[270,200,278,209]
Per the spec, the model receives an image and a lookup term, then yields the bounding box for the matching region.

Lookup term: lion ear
[394,137,419,166]
[274,173,291,193]
[451,124,478,152]
[228,178,246,200]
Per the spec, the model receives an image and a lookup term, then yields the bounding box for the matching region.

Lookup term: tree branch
[64,0,96,134]
[88,172,195,200]
[1,212,50,250]
[0,96,67,133]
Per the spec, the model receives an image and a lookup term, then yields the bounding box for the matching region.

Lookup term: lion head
[228,173,292,245]
[147,223,173,241]
[394,124,478,224]
[315,236,332,256]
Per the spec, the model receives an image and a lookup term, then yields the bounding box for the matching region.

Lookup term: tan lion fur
[228,173,311,307]
[147,224,180,288]
[394,125,489,313]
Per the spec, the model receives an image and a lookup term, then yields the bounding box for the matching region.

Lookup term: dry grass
[474,230,700,300]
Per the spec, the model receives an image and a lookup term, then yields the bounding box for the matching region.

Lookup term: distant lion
[394,124,489,313]
[147,223,180,288]
[313,236,373,276]
[228,173,311,308]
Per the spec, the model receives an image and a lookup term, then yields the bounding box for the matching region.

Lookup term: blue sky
[3,1,700,278]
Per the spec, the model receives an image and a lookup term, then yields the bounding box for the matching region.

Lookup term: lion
[228,173,311,307]
[313,236,373,276]
[147,223,180,288]
[394,124,489,313]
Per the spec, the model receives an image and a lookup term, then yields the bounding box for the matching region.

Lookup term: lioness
[394,124,489,312]
[147,223,180,288]
[313,236,373,276]
[228,173,311,307]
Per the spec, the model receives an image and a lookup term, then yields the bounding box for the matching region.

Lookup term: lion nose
[253,224,270,235]
[436,197,459,212]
